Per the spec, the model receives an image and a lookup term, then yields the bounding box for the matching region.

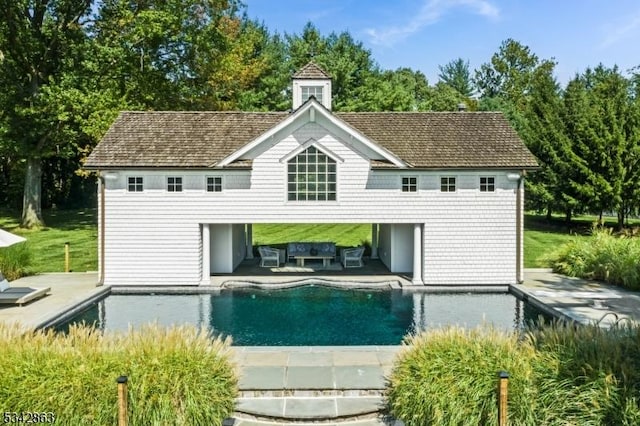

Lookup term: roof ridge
[121,110,289,114]
[119,110,502,115]
[336,111,503,114]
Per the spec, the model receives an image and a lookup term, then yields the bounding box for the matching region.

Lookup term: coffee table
[295,255,333,267]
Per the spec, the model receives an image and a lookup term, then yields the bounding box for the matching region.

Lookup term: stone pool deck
[2,269,638,330]
[0,272,106,330]
[2,270,640,424]
[514,268,640,326]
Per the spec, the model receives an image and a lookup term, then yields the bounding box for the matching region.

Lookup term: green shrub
[0,242,33,280]
[0,323,237,425]
[551,227,640,290]
[387,324,640,425]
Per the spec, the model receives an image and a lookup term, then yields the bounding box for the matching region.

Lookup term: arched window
[287,146,336,201]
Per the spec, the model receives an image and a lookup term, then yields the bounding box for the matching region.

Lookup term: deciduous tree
[0,0,93,227]
[474,39,554,112]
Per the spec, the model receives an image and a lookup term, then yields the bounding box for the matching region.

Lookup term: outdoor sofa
[287,242,336,264]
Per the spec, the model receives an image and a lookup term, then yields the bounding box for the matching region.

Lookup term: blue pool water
[54,286,547,345]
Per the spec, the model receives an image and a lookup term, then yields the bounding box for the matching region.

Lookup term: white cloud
[306,7,343,22]
[364,0,500,46]
[598,10,640,49]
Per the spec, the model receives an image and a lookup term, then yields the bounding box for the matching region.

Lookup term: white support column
[245,224,254,259]
[412,223,424,285]
[202,224,210,283]
[516,176,524,283]
[371,224,379,259]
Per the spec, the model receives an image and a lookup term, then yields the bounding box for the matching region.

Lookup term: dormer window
[301,86,323,104]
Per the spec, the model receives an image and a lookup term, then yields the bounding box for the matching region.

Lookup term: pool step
[230,348,402,425]
[233,395,386,423]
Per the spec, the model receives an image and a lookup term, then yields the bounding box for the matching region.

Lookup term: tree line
[1,1,639,228]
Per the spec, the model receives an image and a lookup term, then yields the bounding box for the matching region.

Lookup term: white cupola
[292,62,332,110]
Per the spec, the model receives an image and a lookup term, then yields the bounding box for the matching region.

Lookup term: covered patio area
[202,222,425,285]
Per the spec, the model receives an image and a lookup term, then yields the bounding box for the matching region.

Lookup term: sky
[242,0,640,86]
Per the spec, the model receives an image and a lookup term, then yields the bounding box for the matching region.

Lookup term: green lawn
[253,223,371,249]
[524,229,578,268]
[0,209,98,273]
[522,213,640,268]
[0,209,611,273]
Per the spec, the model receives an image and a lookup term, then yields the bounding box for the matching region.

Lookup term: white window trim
[127,176,144,192]
[280,138,344,164]
[401,176,418,193]
[166,176,183,192]
[206,175,224,193]
[440,176,457,193]
[301,85,324,104]
[285,146,338,203]
[480,176,496,192]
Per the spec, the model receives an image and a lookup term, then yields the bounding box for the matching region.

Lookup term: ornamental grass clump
[386,324,640,425]
[387,326,540,425]
[0,242,32,280]
[528,322,640,424]
[551,227,640,290]
[0,323,237,426]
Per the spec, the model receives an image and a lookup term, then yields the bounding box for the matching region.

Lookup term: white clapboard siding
[101,122,521,286]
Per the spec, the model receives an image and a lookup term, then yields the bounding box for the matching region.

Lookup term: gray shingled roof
[292,62,331,79]
[337,112,538,169]
[85,111,287,168]
[85,111,538,169]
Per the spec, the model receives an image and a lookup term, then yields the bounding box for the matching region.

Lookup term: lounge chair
[258,246,281,267]
[341,246,365,268]
[0,272,50,306]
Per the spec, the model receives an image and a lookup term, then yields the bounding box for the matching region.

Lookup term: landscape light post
[498,370,509,426]
[64,242,70,272]
[117,375,128,426]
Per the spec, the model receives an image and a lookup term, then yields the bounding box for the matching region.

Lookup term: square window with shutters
[127,177,143,192]
[167,176,183,192]
[480,176,495,192]
[207,176,223,192]
[402,176,417,192]
[440,176,456,192]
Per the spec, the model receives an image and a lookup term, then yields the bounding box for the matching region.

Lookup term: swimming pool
[54,286,547,345]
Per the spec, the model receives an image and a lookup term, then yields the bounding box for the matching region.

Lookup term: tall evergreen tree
[284,23,378,111]
[438,58,473,97]
[522,64,578,220]
[563,66,635,227]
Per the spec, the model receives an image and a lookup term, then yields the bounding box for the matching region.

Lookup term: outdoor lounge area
[257,242,366,270]
[231,255,393,277]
